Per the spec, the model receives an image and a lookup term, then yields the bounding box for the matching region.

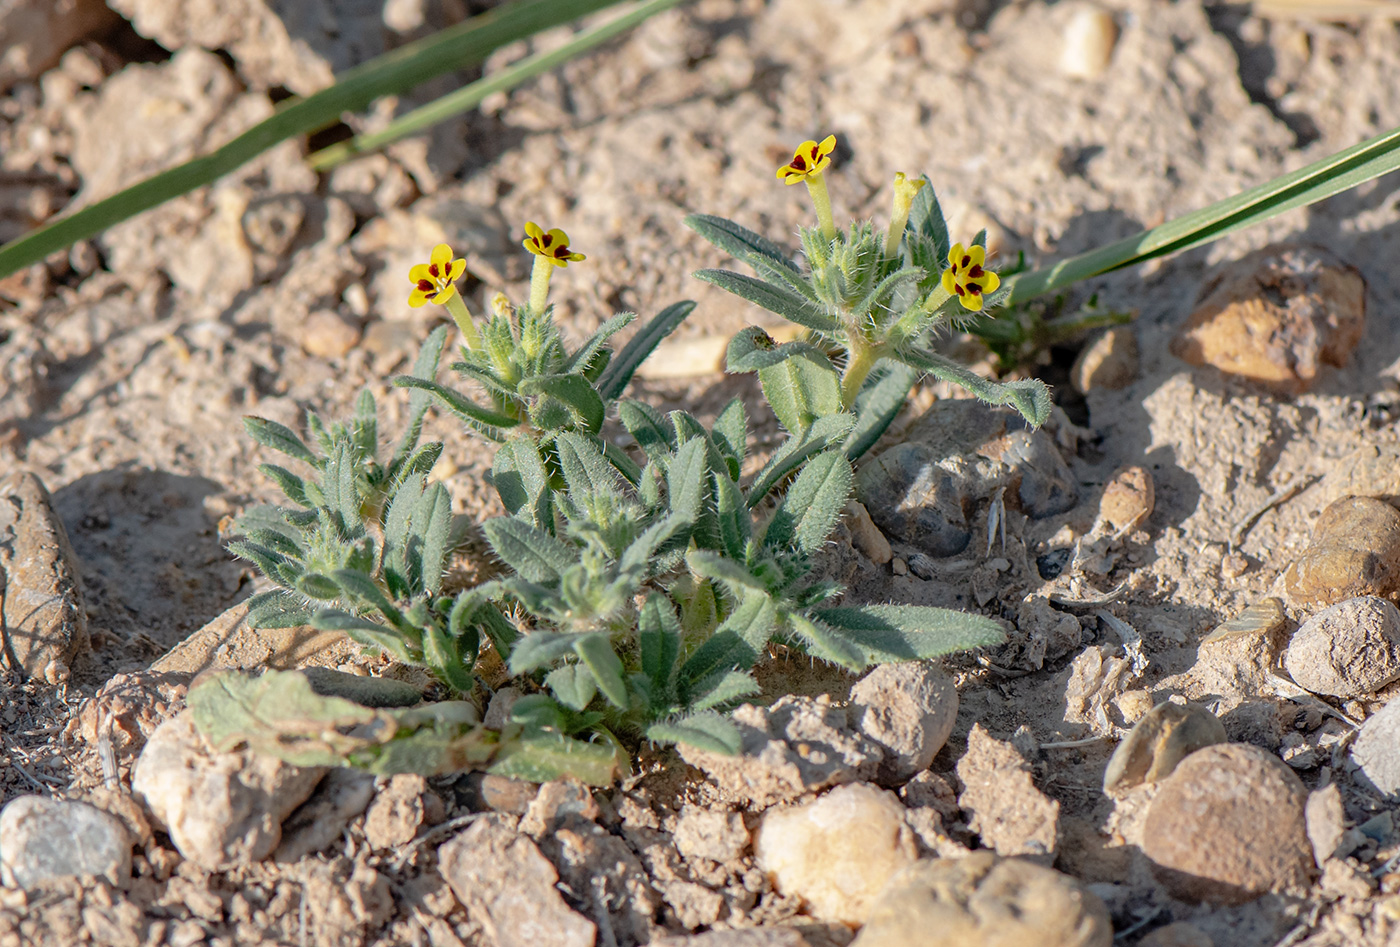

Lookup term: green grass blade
[0,0,633,280]
[310,0,684,170]
[1006,123,1400,303]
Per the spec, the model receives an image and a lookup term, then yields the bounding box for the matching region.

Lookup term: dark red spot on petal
[541,235,553,248]
[967,283,982,295]
[953,285,965,296]
[417,280,434,292]
[554,246,571,260]
[960,254,971,268]
[968,265,983,278]
[429,263,439,278]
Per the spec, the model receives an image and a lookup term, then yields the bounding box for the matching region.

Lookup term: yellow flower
[408,243,467,308]
[776,134,837,185]
[522,222,585,268]
[940,243,1001,312]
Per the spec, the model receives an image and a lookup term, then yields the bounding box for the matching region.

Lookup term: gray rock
[850,662,959,784]
[1284,596,1400,697]
[677,695,883,807]
[0,471,89,683]
[672,805,749,864]
[438,814,595,947]
[852,851,1112,947]
[0,0,115,92]
[1143,743,1313,904]
[956,723,1059,862]
[0,796,132,889]
[857,399,1077,559]
[1304,783,1345,868]
[1103,701,1227,794]
[132,710,326,870]
[273,768,376,863]
[1351,695,1400,798]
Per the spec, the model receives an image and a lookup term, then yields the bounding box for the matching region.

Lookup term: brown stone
[1098,465,1154,532]
[1285,497,1400,607]
[1072,326,1138,393]
[1171,244,1365,394]
[1142,743,1313,904]
[1102,701,1227,794]
[0,472,89,683]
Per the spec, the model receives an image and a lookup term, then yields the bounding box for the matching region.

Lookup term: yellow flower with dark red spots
[408,243,467,308]
[776,134,836,185]
[522,222,585,268]
[941,243,1001,312]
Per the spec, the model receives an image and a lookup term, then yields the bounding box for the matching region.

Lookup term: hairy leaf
[243,416,318,465]
[481,516,576,583]
[647,713,741,755]
[694,269,838,332]
[574,633,628,709]
[764,451,852,555]
[597,300,695,401]
[899,346,1052,428]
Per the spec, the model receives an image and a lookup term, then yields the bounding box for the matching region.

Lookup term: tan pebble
[1058,4,1118,80]
[1285,497,1400,606]
[1321,444,1400,507]
[846,500,893,564]
[1142,743,1313,904]
[891,557,909,576]
[1113,689,1154,724]
[1171,244,1365,395]
[1072,325,1138,393]
[1103,701,1227,794]
[1098,465,1154,532]
[1140,922,1215,947]
[1201,597,1284,644]
[301,310,362,359]
[1221,553,1250,579]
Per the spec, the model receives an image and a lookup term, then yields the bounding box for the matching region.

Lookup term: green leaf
[711,398,746,480]
[329,570,408,629]
[296,573,342,601]
[845,363,917,462]
[638,593,681,696]
[693,269,839,333]
[684,214,800,274]
[756,346,842,436]
[414,482,454,595]
[746,412,855,507]
[906,176,950,264]
[685,549,766,594]
[488,732,620,787]
[481,516,575,583]
[311,610,415,662]
[545,664,597,711]
[492,435,553,527]
[678,590,775,690]
[725,327,834,374]
[596,300,696,401]
[573,633,628,709]
[788,612,867,671]
[508,631,588,674]
[394,376,519,433]
[687,670,760,713]
[243,417,317,465]
[618,399,676,464]
[320,443,361,532]
[389,325,448,474]
[764,451,852,555]
[898,346,1052,428]
[666,437,708,528]
[258,464,311,507]
[227,540,297,587]
[647,713,742,755]
[601,438,642,486]
[424,623,474,693]
[811,604,1007,662]
[555,432,622,500]
[714,472,750,561]
[518,373,606,434]
[565,312,634,375]
[244,590,314,629]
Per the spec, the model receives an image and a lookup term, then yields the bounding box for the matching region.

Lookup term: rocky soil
[3,0,1400,944]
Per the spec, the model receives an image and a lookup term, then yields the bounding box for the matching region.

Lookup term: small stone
[0,471,89,683]
[1319,857,1375,900]
[520,780,600,837]
[906,552,937,580]
[473,773,539,815]
[1114,689,1155,724]
[1221,553,1250,578]
[850,662,959,784]
[1284,596,1400,697]
[673,805,749,864]
[1171,244,1365,395]
[956,723,1059,861]
[891,557,909,576]
[0,0,116,91]
[853,851,1112,947]
[484,686,523,730]
[70,669,190,761]
[1015,596,1084,670]
[1103,701,1227,794]
[678,695,882,807]
[756,784,917,925]
[132,710,326,870]
[300,310,363,359]
[845,500,893,564]
[1285,497,1400,606]
[1351,695,1400,798]
[1072,325,1137,392]
[274,768,376,862]
[1058,4,1118,80]
[1305,783,1345,867]
[1322,444,1400,506]
[1098,465,1154,532]
[364,774,431,850]
[438,814,595,947]
[1201,597,1285,644]
[0,796,132,889]
[1142,743,1313,904]
[1139,923,1215,947]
